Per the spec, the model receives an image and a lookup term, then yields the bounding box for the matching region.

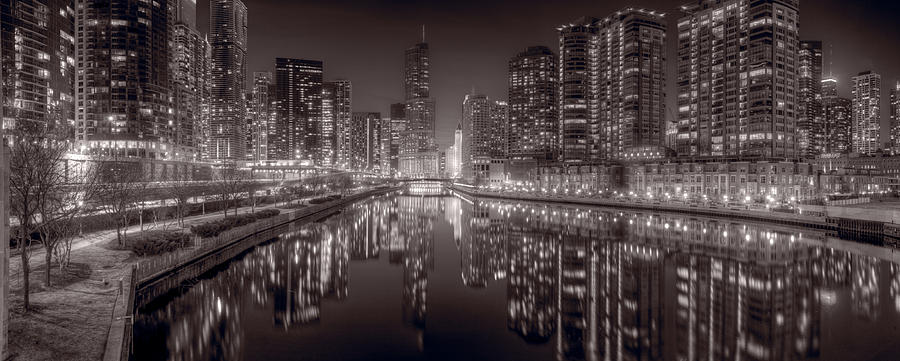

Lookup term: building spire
[422,24,425,43]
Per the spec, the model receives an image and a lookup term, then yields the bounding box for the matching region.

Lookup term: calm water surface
[134,190,900,361]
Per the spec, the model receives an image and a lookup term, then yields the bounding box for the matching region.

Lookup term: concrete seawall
[448,186,900,245]
[134,187,396,308]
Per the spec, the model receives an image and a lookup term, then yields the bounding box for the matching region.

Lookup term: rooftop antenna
[828,43,834,78]
[422,24,425,43]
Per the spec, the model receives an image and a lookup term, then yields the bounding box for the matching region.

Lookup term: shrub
[190,209,281,238]
[129,231,192,256]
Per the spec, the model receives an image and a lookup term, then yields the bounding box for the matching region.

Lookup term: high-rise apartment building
[209,0,247,161]
[676,0,800,160]
[461,93,508,183]
[76,0,175,159]
[399,40,438,177]
[558,17,598,162]
[798,41,824,158]
[891,83,900,155]
[558,9,666,162]
[325,80,352,168]
[821,76,851,154]
[172,0,206,160]
[508,46,558,162]
[851,71,881,155]
[350,112,382,171]
[822,98,852,155]
[1,0,75,136]
[248,72,272,161]
[273,58,323,161]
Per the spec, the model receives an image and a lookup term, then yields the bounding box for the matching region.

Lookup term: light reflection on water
[134,191,900,361]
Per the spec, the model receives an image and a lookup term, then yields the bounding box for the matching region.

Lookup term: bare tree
[215,163,249,216]
[8,133,71,310]
[35,158,101,286]
[170,178,195,227]
[98,162,144,246]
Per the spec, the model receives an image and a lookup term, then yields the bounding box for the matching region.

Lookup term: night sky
[198,0,900,147]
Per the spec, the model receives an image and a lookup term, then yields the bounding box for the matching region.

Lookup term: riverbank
[448,185,900,245]
[5,200,293,361]
[5,187,394,361]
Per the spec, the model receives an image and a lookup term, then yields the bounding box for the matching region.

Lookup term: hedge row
[128,231,192,257]
[308,194,342,204]
[190,209,281,238]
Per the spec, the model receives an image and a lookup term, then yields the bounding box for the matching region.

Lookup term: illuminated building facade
[273,58,322,161]
[558,9,666,162]
[508,46,558,162]
[851,71,881,155]
[798,41,824,158]
[399,41,439,177]
[76,0,177,159]
[821,77,852,154]
[208,0,247,160]
[325,80,351,168]
[462,93,508,184]
[350,112,383,172]
[676,0,800,160]
[890,83,900,155]
[172,0,207,160]
[1,0,75,137]
[248,72,271,161]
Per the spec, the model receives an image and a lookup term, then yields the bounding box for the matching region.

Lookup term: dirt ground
[5,203,288,361]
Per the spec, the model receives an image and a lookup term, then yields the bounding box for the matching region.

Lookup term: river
[133,189,900,360]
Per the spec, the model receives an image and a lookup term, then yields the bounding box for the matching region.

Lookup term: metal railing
[132,188,386,284]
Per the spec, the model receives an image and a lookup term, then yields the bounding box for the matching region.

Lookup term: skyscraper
[273,58,323,161]
[209,0,248,161]
[558,9,667,162]
[508,46,558,163]
[248,72,272,161]
[461,93,508,183]
[676,0,800,160]
[890,83,900,155]
[558,17,598,162]
[172,0,207,160]
[76,0,175,159]
[399,40,439,177]
[325,80,352,168]
[822,96,852,155]
[1,0,74,136]
[798,41,824,158]
[851,71,881,155]
[388,102,405,175]
[821,76,851,154]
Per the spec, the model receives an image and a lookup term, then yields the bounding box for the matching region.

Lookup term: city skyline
[194,0,900,147]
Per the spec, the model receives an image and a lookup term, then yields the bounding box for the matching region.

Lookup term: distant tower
[325,80,352,168]
[851,71,882,155]
[798,41,824,158]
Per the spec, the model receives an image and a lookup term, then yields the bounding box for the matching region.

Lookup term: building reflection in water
[135,189,900,361]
